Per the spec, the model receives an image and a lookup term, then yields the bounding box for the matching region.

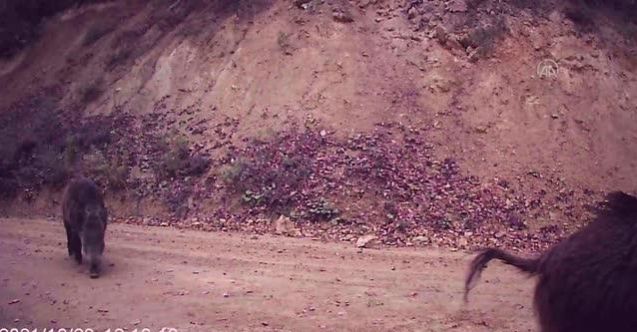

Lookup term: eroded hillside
[0,0,635,250]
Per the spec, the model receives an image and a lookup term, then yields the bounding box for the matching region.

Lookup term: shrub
[220,158,251,184]
[459,19,508,57]
[83,149,128,191]
[221,136,315,214]
[158,135,189,178]
[157,134,210,179]
[306,198,340,221]
[32,147,69,188]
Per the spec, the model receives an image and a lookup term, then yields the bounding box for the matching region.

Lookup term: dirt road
[0,218,536,331]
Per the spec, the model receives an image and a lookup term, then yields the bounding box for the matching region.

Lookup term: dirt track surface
[0,218,536,331]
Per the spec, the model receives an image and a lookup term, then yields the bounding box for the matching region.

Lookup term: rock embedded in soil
[356,235,378,248]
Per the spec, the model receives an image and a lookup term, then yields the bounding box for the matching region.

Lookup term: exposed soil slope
[0,0,635,249]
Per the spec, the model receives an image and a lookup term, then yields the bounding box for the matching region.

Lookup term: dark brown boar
[62,177,107,278]
[465,191,637,332]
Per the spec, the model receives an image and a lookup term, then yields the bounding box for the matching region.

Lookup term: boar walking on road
[62,177,108,278]
[465,191,637,332]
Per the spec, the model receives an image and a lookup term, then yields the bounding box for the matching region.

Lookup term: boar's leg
[71,231,82,264]
[89,262,100,278]
[65,224,74,257]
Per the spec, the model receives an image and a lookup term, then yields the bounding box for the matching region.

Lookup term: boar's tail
[464,248,540,302]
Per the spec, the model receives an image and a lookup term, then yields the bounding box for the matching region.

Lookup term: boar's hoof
[89,266,100,279]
